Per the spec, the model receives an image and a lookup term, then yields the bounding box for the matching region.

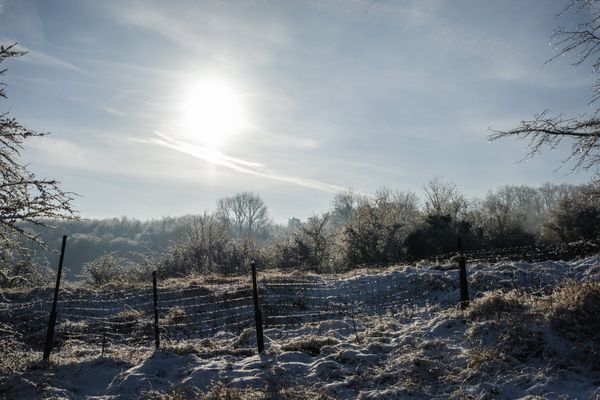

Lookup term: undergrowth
[466,281,600,371]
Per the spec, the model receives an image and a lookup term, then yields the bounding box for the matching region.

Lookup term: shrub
[404,214,477,259]
[544,187,600,242]
[82,253,127,285]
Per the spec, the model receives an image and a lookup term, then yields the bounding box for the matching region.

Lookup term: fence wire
[0,242,596,354]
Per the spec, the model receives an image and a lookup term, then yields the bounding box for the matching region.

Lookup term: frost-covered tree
[331,189,361,228]
[162,213,244,275]
[423,177,466,220]
[544,183,600,242]
[344,187,419,264]
[490,1,600,176]
[297,212,332,267]
[0,44,77,248]
[0,44,76,286]
[217,192,269,240]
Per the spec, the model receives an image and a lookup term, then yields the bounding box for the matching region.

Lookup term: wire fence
[435,241,600,264]
[1,240,598,358]
[0,274,415,350]
[1,282,257,351]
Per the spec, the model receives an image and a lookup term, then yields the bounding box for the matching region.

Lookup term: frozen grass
[2,257,600,398]
[465,281,600,372]
[143,381,335,400]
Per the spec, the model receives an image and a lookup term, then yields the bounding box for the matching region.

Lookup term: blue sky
[0,0,596,222]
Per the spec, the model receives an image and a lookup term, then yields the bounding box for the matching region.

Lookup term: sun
[177,77,247,149]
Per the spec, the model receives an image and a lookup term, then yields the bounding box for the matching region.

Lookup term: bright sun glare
[178,78,247,149]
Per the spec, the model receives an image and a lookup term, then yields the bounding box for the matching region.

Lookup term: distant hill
[25,216,196,280]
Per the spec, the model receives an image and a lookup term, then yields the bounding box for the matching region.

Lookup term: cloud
[102,106,126,117]
[23,131,216,184]
[25,136,89,169]
[100,0,288,64]
[0,1,44,45]
[5,42,86,73]
[144,131,345,193]
[301,0,442,23]
[252,131,319,149]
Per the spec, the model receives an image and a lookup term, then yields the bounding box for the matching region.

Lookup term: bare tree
[185,213,229,271]
[374,186,419,227]
[217,192,269,240]
[489,1,600,175]
[0,44,77,250]
[331,189,361,227]
[423,177,466,219]
[298,212,331,267]
[538,182,579,215]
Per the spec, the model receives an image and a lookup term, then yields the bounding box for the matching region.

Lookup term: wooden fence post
[457,236,469,309]
[43,235,67,361]
[251,261,265,354]
[152,271,160,348]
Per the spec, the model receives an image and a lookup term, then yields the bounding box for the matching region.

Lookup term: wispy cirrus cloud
[251,131,319,150]
[143,131,344,193]
[302,0,443,23]
[99,0,288,64]
[2,41,86,73]
[102,106,126,117]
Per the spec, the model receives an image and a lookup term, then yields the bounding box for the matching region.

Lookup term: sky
[0,0,597,222]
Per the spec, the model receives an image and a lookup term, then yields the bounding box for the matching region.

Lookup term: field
[1,257,600,399]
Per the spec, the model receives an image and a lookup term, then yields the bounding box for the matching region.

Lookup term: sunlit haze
[0,0,595,221]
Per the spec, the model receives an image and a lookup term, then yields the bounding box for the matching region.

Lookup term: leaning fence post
[251,261,265,354]
[43,235,67,361]
[457,236,469,309]
[152,271,160,348]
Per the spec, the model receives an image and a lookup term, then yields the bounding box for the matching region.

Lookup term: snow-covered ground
[1,257,600,399]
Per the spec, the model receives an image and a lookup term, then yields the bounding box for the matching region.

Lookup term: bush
[481,224,537,249]
[544,187,600,243]
[0,246,51,288]
[404,214,478,259]
[342,189,418,265]
[268,213,333,271]
[82,253,128,285]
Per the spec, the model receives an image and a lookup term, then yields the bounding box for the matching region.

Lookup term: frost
[2,257,600,399]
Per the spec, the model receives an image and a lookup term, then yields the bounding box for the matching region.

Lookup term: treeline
[12,179,600,285]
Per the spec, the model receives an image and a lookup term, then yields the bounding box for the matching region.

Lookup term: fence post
[101,332,107,357]
[43,235,67,361]
[457,236,469,309]
[251,261,265,354]
[152,271,160,348]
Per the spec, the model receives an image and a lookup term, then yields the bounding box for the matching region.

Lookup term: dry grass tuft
[161,340,255,359]
[144,381,332,400]
[467,289,527,321]
[110,308,152,336]
[276,386,334,400]
[164,306,188,325]
[466,281,600,371]
[0,335,39,375]
[280,336,340,356]
[539,281,600,369]
[541,281,600,340]
[232,328,255,349]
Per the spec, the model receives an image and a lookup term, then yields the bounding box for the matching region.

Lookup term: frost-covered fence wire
[0,273,421,349]
[0,281,256,350]
[436,241,600,264]
[259,273,413,331]
[1,253,594,352]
